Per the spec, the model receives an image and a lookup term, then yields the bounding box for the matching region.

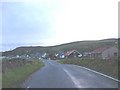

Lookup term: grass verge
[58,58,118,79]
[2,59,44,88]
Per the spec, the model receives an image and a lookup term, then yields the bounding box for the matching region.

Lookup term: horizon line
[1,37,118,52]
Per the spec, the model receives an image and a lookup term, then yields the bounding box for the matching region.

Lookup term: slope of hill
[2,38,118,56]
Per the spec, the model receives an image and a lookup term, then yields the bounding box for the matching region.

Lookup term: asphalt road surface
[22,59,118,88]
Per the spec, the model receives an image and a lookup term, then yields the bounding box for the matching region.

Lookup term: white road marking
[75,65,120,82]
[58,61,119,82]
[62,67,82,88]
[27,86,30,88]
[26,85,30,90]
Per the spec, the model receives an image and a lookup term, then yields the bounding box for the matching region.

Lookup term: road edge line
[75,65,120,82]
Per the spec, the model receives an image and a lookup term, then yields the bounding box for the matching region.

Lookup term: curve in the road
[22,59,119,88]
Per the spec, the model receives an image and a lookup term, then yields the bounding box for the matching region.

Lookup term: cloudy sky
[1,0,119,51]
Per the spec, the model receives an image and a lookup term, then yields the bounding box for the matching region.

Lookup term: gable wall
[102,47,118,59]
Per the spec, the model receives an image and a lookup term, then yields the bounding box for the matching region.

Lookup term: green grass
[0,73,2,90]
[2,59,44,88]
[58,58,118,79]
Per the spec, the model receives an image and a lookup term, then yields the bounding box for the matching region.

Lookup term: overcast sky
[1,0,119,51]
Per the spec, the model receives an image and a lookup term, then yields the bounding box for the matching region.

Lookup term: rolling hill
[2,38,118,56]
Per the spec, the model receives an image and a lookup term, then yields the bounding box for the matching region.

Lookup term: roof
[64,50,80,56]
[58,52,64,56]
[91,46,111,53]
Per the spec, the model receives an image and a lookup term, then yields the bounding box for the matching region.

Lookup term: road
[22,59,118,88]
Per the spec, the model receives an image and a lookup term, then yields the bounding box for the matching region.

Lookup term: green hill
[2,38,118,56]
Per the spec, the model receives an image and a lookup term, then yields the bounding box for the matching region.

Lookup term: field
[58,58,118,79]
[2,58,44,88]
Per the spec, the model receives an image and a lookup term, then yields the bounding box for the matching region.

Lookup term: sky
[0,0,119,51]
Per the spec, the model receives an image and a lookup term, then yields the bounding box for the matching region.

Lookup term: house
[41,53,49,59]
[90,46,118,59]
[57,51,65,59]
[59,52,65,59]
[83,52,92,57]
[34,52,41,58]
[64,50,82,58]
[53,51,65,59]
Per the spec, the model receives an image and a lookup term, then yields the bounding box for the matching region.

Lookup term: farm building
[90,46,118,59]
[64,50,82,58]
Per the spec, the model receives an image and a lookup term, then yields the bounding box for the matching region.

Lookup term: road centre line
[62,67,82,88]
[26,86,30,90]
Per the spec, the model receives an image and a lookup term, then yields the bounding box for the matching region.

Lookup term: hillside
[2,38,118,56]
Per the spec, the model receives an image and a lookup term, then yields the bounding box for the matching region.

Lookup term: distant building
[34,52,41,58]
[57,51,65,59]
[90,46,118,59]
[42,53,47,58]
[83,52,92,57]
[41,53,50,59]
[64,50,82,58]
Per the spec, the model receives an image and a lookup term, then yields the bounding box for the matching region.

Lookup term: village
[40,46,118,60]
[2,45,118,61]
